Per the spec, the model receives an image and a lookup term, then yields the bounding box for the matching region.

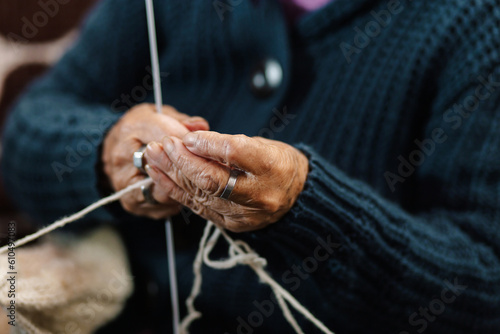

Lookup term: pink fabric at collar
[278,0,333,21]
[283,0,333,12]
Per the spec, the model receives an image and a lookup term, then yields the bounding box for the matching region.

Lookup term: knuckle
[180,192,194,207]
[197,167,220,194]
[261,147,281,174]
[190,202,204,216]
[195,192,211,206]
[161,105,178,116]
[262,196,282,214]
[187,196,211,217]
[196,136,212,155]
[224,135,246,163]
[110,142,138,168]
[172,151,188,169]
[260,157,274,174]
[109,150,122,168]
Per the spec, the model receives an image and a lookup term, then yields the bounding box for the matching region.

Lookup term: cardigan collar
[296,0,380,38]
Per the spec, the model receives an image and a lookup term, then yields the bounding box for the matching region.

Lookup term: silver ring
[133,145,147,174]
[220,169,239,200]
[141,184,158,205]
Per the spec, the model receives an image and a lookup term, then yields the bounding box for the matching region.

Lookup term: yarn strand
[144,1,181,332]
[180,221,335,334]
[0,178,153,254]
[217,227,334,334]
[0,179,335,334]
[179,222,213,334]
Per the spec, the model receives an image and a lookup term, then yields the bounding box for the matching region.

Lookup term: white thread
[1,0,334,331]
[0,179,335,334]
[275,289,305,334]
[144,1,181,332]
[180,221,335,334]
[0,178,153,255]
[178,223,212,334]
[145,0,163,114]
[201,226,266,269]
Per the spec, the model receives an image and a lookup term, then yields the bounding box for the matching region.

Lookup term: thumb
[182,131,259,172]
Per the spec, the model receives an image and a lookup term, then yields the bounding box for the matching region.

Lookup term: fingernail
[163,136,174,153]
[183,132,198,147]
[184,117,206,126]
[145,164,156,176]
[147,142,161,157]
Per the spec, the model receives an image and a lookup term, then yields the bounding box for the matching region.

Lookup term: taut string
[0,0,336,332]
[144,1,181,333]
[0,177,334,333]
[0,178,152,253]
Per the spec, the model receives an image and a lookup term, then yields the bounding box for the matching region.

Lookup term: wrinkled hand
[144,131,309,232]
[102,103,209,219]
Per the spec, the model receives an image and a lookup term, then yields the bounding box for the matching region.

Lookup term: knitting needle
[145,1,180,333]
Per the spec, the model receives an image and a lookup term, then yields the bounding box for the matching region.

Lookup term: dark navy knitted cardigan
[2,0,500,333]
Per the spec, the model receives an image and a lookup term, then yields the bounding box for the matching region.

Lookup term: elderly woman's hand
[102,104,209,219]
[144,131,309,232]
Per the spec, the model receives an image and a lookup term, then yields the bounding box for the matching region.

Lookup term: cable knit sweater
[2,0,500,333]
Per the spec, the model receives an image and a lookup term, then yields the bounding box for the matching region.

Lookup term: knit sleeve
[1,0,150,225]
[248,129,500,332]
[247,26,500,334]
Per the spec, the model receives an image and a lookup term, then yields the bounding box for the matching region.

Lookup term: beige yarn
[0,177,335,334]
[0,227,133,334]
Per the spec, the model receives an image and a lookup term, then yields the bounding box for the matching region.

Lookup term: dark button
[250,58,283,98]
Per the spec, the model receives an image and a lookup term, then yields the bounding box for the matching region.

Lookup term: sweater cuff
[249,143,374,249]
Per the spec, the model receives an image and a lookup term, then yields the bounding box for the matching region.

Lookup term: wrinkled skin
[145,130,309,232]
[102,103,209,219]
[103,104,309,232]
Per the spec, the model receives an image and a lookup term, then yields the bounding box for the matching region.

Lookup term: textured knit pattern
[2,0,500,333]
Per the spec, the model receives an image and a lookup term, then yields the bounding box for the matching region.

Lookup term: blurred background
[0,0,99,245]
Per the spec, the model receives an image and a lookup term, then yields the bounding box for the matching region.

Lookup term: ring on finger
[220,169,240,200]
[133,145,148,174]
[141,183,159,205]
